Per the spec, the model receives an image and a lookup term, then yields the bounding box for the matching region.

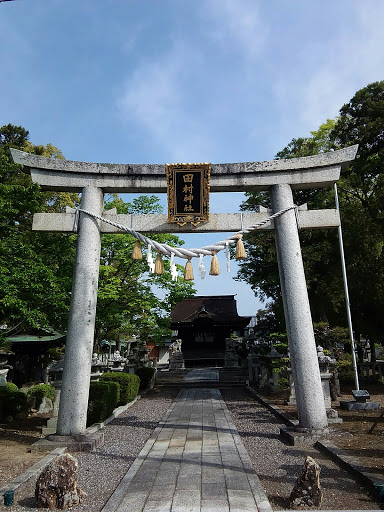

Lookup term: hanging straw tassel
[154,253,165,274]
[235,234,246,260]
[132,240,143,260]
[209,252,220,276]
[184,259,194,281]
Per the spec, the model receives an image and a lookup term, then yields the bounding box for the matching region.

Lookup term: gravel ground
[4,387,179,512]
[1,385,380,511]
[221,388,379,511]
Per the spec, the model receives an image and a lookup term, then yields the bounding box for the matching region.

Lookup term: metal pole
[334,184,360,390]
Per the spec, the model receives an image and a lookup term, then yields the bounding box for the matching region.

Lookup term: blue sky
[1,0,384,316]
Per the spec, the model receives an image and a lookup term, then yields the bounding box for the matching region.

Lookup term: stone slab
[339,400,381,411]
[31,432,104,453]
[12,146,358,192]
[280,426,329,446]
[32,209,341,233]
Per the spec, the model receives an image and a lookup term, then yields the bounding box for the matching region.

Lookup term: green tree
[1,125,194,349]
[0,124,78,336]
[237,82,384,350]
[238,119,342,324]
[330,81,384,353]
[96,196,195,347]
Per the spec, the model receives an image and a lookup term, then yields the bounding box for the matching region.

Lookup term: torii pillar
[271,184,327,429]
[11,146,358,441]
[57,186,104,435]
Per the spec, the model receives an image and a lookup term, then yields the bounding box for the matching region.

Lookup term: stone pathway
[182,368,219,382]
[101,387,271,512]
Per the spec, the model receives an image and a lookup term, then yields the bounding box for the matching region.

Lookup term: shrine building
[170,295,251,367]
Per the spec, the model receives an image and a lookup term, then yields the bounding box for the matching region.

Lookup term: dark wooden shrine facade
[170,295,251,366]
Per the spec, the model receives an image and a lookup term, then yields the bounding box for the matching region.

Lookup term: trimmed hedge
[87,381,120,426]
[135,367,156,390]
[100,372,140,406]
[4,382,18,392]
[27,384,55,408]
[0,386,28,418]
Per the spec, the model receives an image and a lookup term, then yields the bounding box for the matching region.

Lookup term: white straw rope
[76,205,297,260]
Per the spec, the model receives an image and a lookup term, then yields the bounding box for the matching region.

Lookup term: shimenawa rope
[74,205,298,260]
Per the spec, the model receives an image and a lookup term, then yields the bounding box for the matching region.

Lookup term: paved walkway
[101,384,271,512]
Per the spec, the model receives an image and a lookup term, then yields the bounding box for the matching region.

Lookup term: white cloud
[117,40,215,161]
[201,0,268,60]
[274,2,384,140]
[116,1,269,161]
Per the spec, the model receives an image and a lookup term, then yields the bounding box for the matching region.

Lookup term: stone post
[270,184,328,430]
[56,186,103,436]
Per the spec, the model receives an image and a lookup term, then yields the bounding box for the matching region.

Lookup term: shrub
[87,381,120,426]
[135,367,156,390]
[100,372,140,405]
[0,387,28,418]
[27,384,55,408]
[336,355,355,384]
[5,382,18,392]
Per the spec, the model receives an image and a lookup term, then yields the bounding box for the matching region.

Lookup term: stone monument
[169,339,185,370]
[224,338,239,368]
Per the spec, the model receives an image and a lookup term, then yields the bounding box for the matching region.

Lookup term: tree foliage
[0,124,195,346]
[0,124,77,334]
[96,195,195,346]
[237,82,384,345]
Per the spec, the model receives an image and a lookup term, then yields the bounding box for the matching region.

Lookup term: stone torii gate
[12,146,358,441]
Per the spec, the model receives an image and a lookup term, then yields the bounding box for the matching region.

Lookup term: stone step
[157,381,246,388]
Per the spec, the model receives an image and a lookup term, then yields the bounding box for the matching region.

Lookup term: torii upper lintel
[10,145,358,193]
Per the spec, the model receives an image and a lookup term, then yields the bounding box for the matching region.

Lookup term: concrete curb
[246,386,299,427]
[315,440,384,499]
[2,393,143,500]
[222,395,273,512]
[246,386,384,503]
[0,447,67,499]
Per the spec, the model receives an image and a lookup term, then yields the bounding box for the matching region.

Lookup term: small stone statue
[92,353,102,365]
[171,339,182,353]
[169,339,185,370]
[317,345,335,372]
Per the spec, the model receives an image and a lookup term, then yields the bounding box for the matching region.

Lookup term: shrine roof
[170,295,251,327]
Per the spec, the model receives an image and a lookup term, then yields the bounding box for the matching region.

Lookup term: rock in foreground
[35,453,86,509]
[289,455,322,509]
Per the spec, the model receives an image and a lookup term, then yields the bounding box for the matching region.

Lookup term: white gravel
[6,388,179,511]
[221,388,379,510]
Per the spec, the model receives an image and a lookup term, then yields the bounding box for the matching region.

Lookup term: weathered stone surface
[289,455,322,509]
[38,396,53,414]
[56,186,104,436]
[10,146,358,192]
[32,209,341,234]
[271,184,328,430]
[35,453,86,509]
